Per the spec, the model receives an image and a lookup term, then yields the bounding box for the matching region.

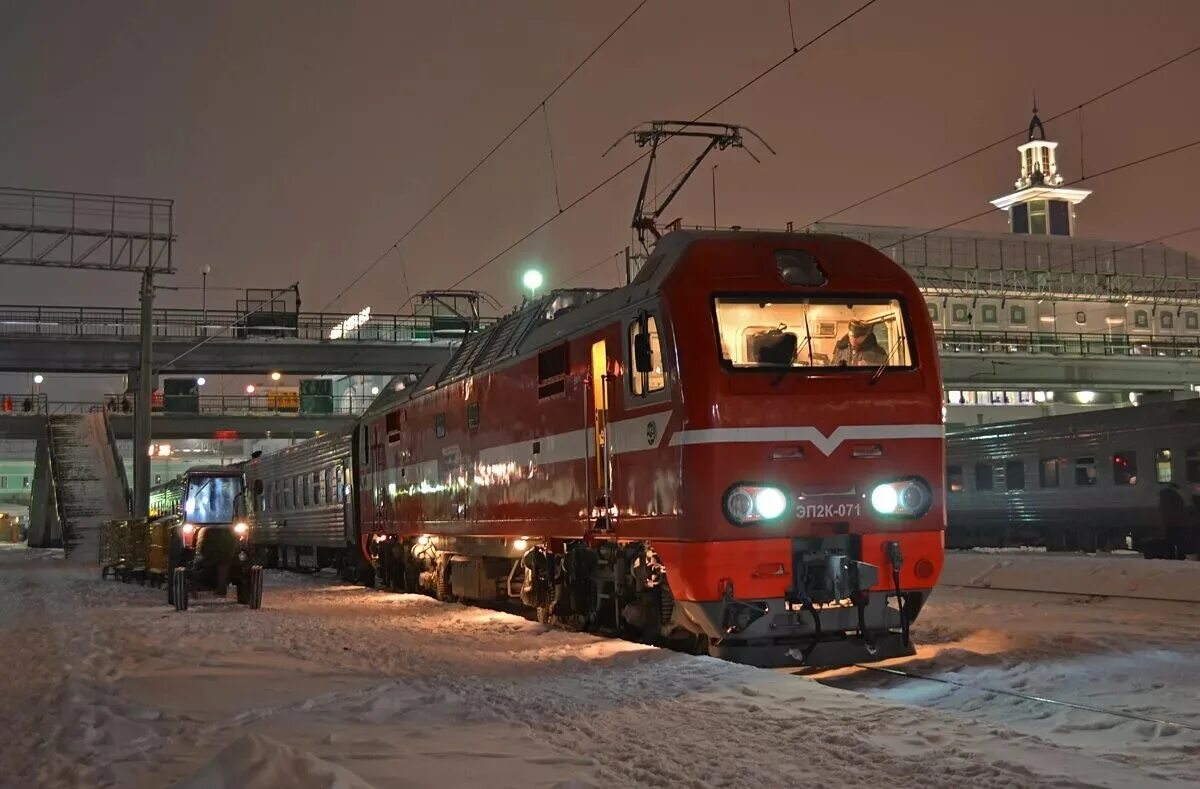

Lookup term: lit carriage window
[435,412,447,439]
[713,297,913,369]
[629,316,665,395]
[467,402,480,431]
[946,464,963,492]
[974,462,993,491]
[1112,451,1137,486]
[1039,458,1060,488]
[1075,456,1097,486]
[1186,447,1200,484]
[1005,460,1025,491]
[1156,449,1173,484]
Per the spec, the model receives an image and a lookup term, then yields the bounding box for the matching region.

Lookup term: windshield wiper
[868,335,903,385]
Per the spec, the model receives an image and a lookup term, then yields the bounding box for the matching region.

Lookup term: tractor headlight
[723,484,790,525]
[869,479,931,518]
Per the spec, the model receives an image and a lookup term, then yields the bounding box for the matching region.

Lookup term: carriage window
[714,297,913,369]
[1075,457,1097,486]
[537,343,569,399]
[1156,449,1172,483]
[1186,447,1200,483]
[335,465,345,503]
[1005,460,1025,490]
[1039,457,1060,488]
[947,464,963,492]
[1113,452,1137,485]
[629,316,665,395]
[1161,312,1174,330]
[974,462,993,490]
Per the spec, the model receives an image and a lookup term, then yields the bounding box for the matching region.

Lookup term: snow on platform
[942,550,1200,602]
[1,545,1198,787]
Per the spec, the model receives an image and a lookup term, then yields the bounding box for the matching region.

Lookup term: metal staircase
[47,412,129,559]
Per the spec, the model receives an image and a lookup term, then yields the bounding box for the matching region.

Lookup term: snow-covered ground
[2,546,1198,788]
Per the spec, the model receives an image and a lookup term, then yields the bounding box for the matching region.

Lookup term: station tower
[989,105,1092,236]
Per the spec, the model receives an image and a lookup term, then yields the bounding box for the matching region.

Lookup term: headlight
[723,484,790,525]
[233,522,249,537]
[869,479,931,518]
[181,523,196,536]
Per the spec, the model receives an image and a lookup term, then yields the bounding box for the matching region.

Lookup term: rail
[0,393,48,414]
[0,304,494,344]
[936,329,1200,359]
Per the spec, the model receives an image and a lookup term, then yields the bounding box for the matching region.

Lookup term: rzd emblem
[646,420,657,446]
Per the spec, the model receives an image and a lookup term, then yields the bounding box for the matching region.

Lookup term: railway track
[839,663,1200,733]
[943,582,1200,605]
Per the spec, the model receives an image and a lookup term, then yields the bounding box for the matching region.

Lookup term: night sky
[2,0,1199,399]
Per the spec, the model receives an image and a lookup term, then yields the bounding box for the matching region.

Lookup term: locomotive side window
[386,409,403,442]
[1186,446,1200,483]
[435,412,447,439]
[947,464,963,492]
[1075,457,1097,486]
[974,462,993,490]
[629,315,665,395]
[1005,460,1025,490]
[467,402,480,431]
[1156,449,1173,483]
[714,297,913,369]
[1039,457,1060,488]
[1112,452,1137,486]
[537,344,569,399]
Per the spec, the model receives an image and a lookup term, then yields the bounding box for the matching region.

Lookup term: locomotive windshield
[184,474,244,524]
[714,296,914,369]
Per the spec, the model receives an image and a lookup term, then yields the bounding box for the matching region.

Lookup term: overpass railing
[937,329,1200,358]
[102,393,374,416]
[0,304,493,344]
[0,393,48,414]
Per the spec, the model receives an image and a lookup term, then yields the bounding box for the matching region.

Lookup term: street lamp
[245,384,256,394]
[270,371,282,382]
[33,374,44,385]
[371,386,380,396]
[196,377,206,387]
[522,268,544,301]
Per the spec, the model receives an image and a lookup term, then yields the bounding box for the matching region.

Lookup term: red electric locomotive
[359,228,945,667]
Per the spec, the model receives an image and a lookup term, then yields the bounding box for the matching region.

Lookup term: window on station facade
[1075,457,1097,486]
[1156,449,1173,484]
[1028,200,1048,235]
[980,304,998,324]
[974,462,993,491]
[952,304,970,324]
[1134,310,1149,329]
[1187,313,1199,331]
[1074,311,1087,326]
[1005,460,1025,491]
[1161,312,1175,330]
[927,303,939,322]
[1010,305,1027,325]
[1112,451,1137,486]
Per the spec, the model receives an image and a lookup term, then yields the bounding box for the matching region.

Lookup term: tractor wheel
[172,567,189,612]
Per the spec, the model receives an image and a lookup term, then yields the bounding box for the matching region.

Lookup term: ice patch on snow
[174,734,376,789]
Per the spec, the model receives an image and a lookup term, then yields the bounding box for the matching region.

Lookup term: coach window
[974,462,993,491]
[1005,460,1025,490]
[947,464,963,492]
[435,412,447,439]
[1075,457,1097,486]
[1186,446,1200,483]
[1112,451,1137,485]
[335,465,345,503]
[630,315,665,396]
[1039,457,1060,488]
[1156,449,1173,484]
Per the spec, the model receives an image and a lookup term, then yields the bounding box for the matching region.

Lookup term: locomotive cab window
[714,297,913,370]
[1075,457,1097,486]
[1112,451,1137,486]
[629,315,665,395]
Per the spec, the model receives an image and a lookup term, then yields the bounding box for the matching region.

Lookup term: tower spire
[990,101,1090,237]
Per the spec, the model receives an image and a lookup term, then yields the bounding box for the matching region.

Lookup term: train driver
[832,320,887,366]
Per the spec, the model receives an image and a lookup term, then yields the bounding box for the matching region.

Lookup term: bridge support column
[133,269,154,518]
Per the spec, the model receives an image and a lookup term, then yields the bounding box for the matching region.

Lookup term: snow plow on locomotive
[349,229,946,667]
[148,466,263,611]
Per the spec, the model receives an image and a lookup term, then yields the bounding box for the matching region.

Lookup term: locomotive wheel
[172,567,189,612]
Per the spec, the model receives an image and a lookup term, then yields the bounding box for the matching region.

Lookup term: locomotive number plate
[798,502,861,519]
